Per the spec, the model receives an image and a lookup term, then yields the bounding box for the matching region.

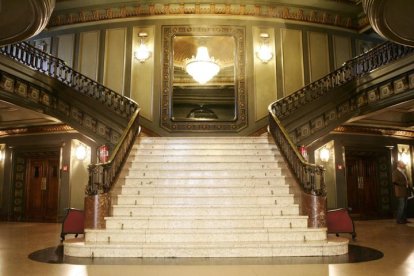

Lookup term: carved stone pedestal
[84,193,110,229]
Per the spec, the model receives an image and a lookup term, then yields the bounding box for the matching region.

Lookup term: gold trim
[0,124,74,137]
[49,3,361,30]
[333,125,414,138]
[161,25,247,132]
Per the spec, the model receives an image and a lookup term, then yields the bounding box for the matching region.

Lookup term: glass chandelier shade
[134,33,151,63]
[185,46,220,84]
[319,147,330,162]
[256,33,273,63]
[134,42,151,63]
[256,44,273,63]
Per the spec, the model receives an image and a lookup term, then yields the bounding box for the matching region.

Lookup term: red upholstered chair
[60,208,85,241]
[327,208,357,240]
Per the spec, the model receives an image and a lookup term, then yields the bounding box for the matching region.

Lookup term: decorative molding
[49,3,361,30]
[160,25,247,132]
[291,70,414,143]
[0,70,120,144]
[0,124,74,137]
[333,125,414,138]
[11,155,26,221]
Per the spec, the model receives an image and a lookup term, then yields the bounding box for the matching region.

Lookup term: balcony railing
[0,42,141,195]
[269,41,414,197]
[0,42,137,119]
[272,41,414,121]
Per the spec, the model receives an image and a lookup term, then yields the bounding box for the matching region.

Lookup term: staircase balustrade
[268,41,414,197]
[0,42,141,196]
[272,41,414,120]
[0,42,137,118]
[88,109,141,195]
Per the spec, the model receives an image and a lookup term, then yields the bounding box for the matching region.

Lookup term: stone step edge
[115,194,294,198]
[104,215,308,220]
[65,237,348,248]
[85,227,327,234]
[110,204,299,208]
[119,184,292,187]
[120,177,290,180]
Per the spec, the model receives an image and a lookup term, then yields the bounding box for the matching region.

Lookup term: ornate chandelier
[185,46,220,84]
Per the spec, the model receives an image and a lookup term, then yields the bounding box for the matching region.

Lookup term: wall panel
[253,27,277,121]
[104,28,126,94]
[130,26,154,121]
[308,31,329,82]
[280,29,304,96]
[57,34,74,67]
[333,35,352,69]
[78,31,99,81]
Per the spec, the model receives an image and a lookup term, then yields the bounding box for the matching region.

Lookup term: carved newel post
[302,192,327,228]
[84,193,111,229]
[84,164,111,229]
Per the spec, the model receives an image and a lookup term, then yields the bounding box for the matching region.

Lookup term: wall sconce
[256,33,273,63]
[75,144,87,161]
[0,149,4,162]
[398,149,410,165]
[319,147,330,162]
[134,32,151,63]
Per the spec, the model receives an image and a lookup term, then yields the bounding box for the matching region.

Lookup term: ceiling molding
[49,2,364,30]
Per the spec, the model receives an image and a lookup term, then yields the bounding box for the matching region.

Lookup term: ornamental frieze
[49,3,361,30]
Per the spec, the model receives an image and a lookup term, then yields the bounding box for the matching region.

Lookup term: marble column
[84,193,111,229]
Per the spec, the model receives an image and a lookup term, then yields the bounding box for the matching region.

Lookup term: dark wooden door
[25,158,59,222]
[346,155,379,219]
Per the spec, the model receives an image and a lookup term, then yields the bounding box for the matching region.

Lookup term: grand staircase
[64,136,348,258]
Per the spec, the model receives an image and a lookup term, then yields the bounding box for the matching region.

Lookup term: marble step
[111,204,299,216]
[121,169,287,178]
[131,149,281,156]
[104,215,308,229]
[117,177,295,186]
[64,237,348,257]
[84,228,327,243]
[114,194,294,205]
[124,162,287,170]
[133,144,278,150]
[127,155,279,162]
[136,137,273,144]
[119,186,291,196]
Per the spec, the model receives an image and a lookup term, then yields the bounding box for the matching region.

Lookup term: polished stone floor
[0,220,413,276]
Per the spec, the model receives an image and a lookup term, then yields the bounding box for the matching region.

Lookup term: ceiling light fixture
[185,46,220,84]
[134,32,151,63]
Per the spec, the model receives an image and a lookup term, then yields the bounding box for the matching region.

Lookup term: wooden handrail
[268,110,326,195]
[87,108,141,195]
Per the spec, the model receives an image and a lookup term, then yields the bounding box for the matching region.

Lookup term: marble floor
[0,220,413,276]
